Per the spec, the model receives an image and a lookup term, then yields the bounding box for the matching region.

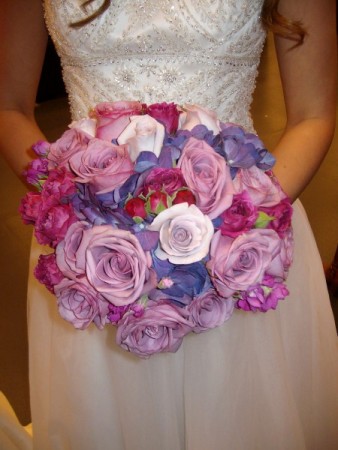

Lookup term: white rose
[179,104,221,135]
[117,114,165,162]
[149,203,214,264]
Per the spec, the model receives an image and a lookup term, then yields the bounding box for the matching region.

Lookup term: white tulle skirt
[10,200,338,449]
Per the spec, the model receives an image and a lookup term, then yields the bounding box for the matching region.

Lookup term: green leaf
[255,211,275,229]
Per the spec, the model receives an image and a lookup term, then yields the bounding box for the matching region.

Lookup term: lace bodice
[43,0,265,130]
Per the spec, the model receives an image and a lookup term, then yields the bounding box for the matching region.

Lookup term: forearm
[0,110,46,181]
[272,117,335,201]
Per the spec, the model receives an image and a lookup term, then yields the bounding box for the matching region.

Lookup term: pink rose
[207,229,281,298]
[94,101,144,142]
[19,192,42,225]
[177,137,233,219]
[78,226,157,306]
[69,118,97,137]
[219,192,258,237]
[180,104,221,134]
[56,221,91,278]
[34,253,64,293]
[69,139,134,194]
[146,102,181,134]
[48,128,91,170]
[116,301,193,357]
[141,168,186,196]
[188,289,234,333]
[55,277,109,330]
[233,166,284,207]
[35,204,78,248]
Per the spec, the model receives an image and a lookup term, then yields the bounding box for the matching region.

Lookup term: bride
[1,0,338,449]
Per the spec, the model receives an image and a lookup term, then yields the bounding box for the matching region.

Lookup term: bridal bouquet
[20,101,293,357]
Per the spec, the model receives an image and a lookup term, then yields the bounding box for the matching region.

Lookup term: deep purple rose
[188,289,234,332]
[34,253,64,293]
[219,191,258,237]
[116,301,193,357]
[207,229,282,298]
[24,158,49,186]
[34,204,78,248]
[19,192,42,225]
[146,102,181,134]
[55,277,109,330]
[260,198,293,237]
[142,167,186,196]
[177,137,233,219]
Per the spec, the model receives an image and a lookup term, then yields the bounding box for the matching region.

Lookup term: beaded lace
[43,0,266,130]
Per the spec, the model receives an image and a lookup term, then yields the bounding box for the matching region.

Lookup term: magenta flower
[219,191,258,237]
[141,167,186,196]
[146,102,181,134]
[34,253,64,293]
[19,192,43,225]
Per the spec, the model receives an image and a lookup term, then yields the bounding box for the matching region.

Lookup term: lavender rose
[188,289,234,333]
[117,115,165,162]
[116,301,193,357]
[48,128,91,170]
[56,221,91,278]
[233,166,285,207]
[207,229,282,298]
[69,139,134,194]
[177,137,233,219]
[77,226,157,306]
[55,277,109,330]
[149,203,214,264]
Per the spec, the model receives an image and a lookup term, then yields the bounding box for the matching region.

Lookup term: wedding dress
[1,1,338,449]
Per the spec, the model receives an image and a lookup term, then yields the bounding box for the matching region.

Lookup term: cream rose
[179,104,221,134]
[149,203,214,264]
[117,114,165,162]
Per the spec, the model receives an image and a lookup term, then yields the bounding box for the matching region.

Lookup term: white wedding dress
[1,1,338,449]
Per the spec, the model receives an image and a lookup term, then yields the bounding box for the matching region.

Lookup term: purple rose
[141,167,186,196]
[236,275,289,312]
[146,102,181,134]
[177,137,233,219]
[233,166,285,207]
[188,289,234,333]
[48,128,91,170]
[207,229,281,298]
[34,204,78,248]
[77,226,157,306]
[116,301,193,357]
[55,277,109,330]
[34,253,64,293]
[69,139,134,194]
[19,192,42,225]
[219,191,258,237]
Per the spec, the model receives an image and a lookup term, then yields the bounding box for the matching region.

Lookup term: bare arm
[272,0,336,201]
[0,0,48,180]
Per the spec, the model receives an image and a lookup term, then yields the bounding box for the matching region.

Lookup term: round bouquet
[20,101,293,357]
